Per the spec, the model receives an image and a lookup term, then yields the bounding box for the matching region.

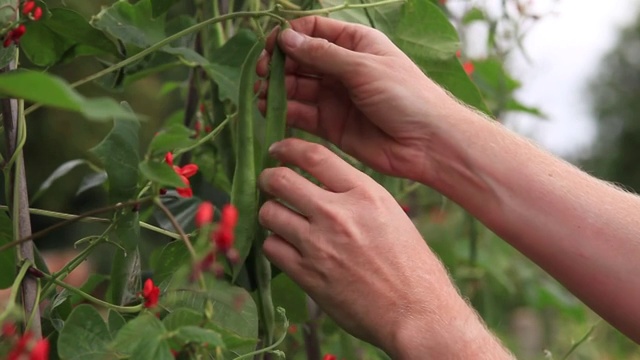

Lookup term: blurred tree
[586,10,640,192]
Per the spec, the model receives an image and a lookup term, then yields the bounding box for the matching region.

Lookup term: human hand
[256,16,464,182]
[258,138,507,358]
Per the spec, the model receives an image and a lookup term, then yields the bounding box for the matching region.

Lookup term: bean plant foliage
[0,0,546,359]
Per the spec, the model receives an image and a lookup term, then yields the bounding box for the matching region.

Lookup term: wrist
[386,298,513,359]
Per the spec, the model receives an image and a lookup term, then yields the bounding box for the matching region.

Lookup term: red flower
[323,355,337,360]
[32,7,42,21]
[3,25,27,47]
[213,226,234,252]
[141,278,160,308]
[22,1,35,14]
[456,49,462,58]
[164,152,198,198]
[195,201,214,228]
[221,204,238,228]
[463,61,474,76]
[30,339,49,360]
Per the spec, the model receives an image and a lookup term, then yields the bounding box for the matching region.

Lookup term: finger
[259,200,310,253]
[263,234,304,279]
[268,138,365,193]
[258,167,327,215]
[257,100,323,137]
[277,26,362,79]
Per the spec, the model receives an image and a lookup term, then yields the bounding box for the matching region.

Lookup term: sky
[502,0,640,158]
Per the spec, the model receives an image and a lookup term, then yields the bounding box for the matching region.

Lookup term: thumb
[278,28,358,77]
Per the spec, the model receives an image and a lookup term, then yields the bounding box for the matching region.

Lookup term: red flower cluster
[323,355,337,360]
[22,1,42,20]
[2,325,49,360]
[141,278,160,308]
[3,1,43,48]
[213,204,238,252]
[191,203,240,280]
[164,152,198,198]
[195,201,214,228]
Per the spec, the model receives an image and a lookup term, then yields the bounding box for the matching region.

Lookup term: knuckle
[258,200,277,225]
[300,144,328,169]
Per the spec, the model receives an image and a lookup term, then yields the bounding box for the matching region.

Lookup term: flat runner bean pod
[230,39,265,278]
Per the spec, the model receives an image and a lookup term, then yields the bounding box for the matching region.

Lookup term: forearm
[387,296,514,359]
[423,105,640,342]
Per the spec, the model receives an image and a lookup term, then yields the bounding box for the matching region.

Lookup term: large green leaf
[0,71,138,121]
[43,8,119,56]
[92,0,165,49]
[148,123,196,154]
[150,241,190,286]
[162,278,259,355]
[151,0,180,18]
[0,211,14,289]
[21,8,119,67]
[139,160,185,188]
[58,304,115,359]
[422,58,490,115]
[271,274,307,323]
[90,102,140,203]
[392,0,459,61]
[111,313,173,360]
[90,103,141,304]
[206,30,258,104]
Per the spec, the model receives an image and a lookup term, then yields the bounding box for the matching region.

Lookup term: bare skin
[256,16,640,358]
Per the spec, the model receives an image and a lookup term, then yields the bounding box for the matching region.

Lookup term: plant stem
[39,232,108,300]
[0,197,154,253]
[175,115,231,157]
[39,271,143,313]
[277,0,405,16]
[0,261,31,324]
[1,55,42,337]
[0,204,181,240]
[153,198,197,261]
[233,307,288,360]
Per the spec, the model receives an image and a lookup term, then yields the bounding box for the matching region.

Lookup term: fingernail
[258,49,267,61]
[280,29,304,49]
[268,142,280,154]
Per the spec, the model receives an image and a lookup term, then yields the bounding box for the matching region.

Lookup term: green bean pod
[258,25,288,172]
[230,39,265,278]
[254,26,289,350]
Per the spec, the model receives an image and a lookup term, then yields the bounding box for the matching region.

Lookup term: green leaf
[68,273,108,305]
[108,310,126,338]
[175,326,225,348]
[163,279,259,354]
[162,307,202,331]
[92,0,165,49]
[206,30,258,104]
[0,211,14,289]
[90,102,140,203]
[150,241,190,286]
[58,304,115,359]
[462,8,486,24]
[505,99,546,118]
[44,8,119,56]
[422,58,491,115]
[32,159,88,203]
[139,160,185,188]
[148,123,196,154]
[151,0,180,17]
[20,20,75,67]
[112,313,173,360]
[392,0,459,61]
[271,274,307,323]
[0,71,138,121]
